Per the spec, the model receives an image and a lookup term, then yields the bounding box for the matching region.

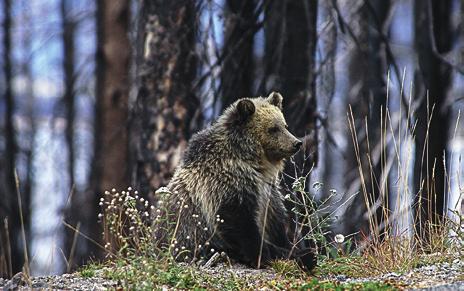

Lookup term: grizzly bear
[157,92,315,270]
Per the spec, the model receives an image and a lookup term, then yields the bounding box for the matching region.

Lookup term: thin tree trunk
[20,0,34,261]
[61,0,78,270]
[86,0,130,262]
[220,0,256,108]
[413,0,452,241]
[1,0,23,276]
[61,0,76,190]
[130,0,202,195]
[95,0,130,192]
[320,1,337,200]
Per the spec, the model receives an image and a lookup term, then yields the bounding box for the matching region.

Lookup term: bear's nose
[294,140,303,151]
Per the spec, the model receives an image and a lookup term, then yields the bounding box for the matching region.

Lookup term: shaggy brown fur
[158,92,315,270]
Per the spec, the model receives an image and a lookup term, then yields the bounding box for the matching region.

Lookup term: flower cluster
[98,187,168,257]
[99,186,226,264]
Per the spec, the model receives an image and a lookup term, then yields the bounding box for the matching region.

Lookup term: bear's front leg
[216,193,271,268]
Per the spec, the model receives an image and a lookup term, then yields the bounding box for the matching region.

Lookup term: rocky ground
[1,259,463,290]
[328,258,464,290]
[0,272,117,290]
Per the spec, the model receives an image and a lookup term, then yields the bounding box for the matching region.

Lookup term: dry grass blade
[14,170,30,278]
[3,218,12,278]
[257,197,271,269]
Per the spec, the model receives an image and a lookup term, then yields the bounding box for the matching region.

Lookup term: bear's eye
[268,126,280,134]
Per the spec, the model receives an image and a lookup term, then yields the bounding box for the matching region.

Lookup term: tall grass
[340,72,464,274]
[0,171,31,279]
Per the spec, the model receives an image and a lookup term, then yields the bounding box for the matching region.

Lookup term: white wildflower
[155,187,171,195]
[334,234,345,244]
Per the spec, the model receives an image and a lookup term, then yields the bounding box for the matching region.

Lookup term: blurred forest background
[0,0,463,277]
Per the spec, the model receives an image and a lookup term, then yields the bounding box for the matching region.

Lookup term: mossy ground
[79,256,396,290]
[78,249,464,290]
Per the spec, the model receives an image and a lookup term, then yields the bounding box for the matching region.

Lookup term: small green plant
[101,255,247,290]
[298,279,394,291]
[285,176,341,259]
[266,276,395,290]
[448,206,464,256]
[316,256,366,278]
[78,263,99,278]
[271,259,306,279]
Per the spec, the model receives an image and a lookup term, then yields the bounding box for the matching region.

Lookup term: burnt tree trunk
[220,0,257,108]
[413,0,452,241]
[130,1,202,195]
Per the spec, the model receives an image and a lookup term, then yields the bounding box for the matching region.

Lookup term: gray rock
[414,281,464,291]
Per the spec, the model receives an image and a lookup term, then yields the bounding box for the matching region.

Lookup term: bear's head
[228,92,302,163]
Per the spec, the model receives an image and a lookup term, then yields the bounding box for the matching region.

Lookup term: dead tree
[130,1,202,195]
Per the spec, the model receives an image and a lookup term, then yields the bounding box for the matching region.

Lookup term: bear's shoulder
[183,127,224,165]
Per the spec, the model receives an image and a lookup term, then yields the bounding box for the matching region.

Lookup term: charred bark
[130,1,202,195]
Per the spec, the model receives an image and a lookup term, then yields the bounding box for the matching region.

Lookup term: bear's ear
[235,99,255,123]
[266,92,283,110]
